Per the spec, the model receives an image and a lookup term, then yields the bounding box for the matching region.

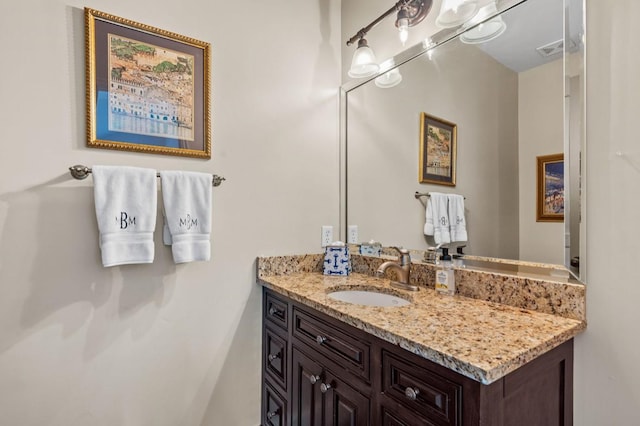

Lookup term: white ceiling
[478,0,564,72]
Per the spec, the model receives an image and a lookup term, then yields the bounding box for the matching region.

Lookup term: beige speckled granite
[349,254,585,321]
[256,253,324,276]
[257,254,586,385]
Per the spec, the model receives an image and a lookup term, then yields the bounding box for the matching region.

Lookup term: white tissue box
[323,245,351,276]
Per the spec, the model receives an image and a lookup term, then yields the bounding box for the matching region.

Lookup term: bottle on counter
[435,248,456,296]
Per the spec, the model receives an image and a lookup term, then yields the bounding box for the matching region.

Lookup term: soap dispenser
[435,248,455,295]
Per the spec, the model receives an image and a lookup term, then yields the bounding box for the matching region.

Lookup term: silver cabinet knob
[405,386,420,401]
[269,306,283,316]
[268,352,281,362]
[267,409,279,419]
[316,335,327,345]
[309,375,320,385]
[320,382,332,393]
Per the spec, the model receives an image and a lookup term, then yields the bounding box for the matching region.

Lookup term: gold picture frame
[536,153,564,222]
[85,8,211,158]
[419,113,457,186]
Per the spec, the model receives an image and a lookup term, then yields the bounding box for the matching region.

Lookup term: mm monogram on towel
[115,212,137,229]
[179,214,198,230]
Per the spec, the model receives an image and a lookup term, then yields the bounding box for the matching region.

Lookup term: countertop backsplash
[257,253,585,322]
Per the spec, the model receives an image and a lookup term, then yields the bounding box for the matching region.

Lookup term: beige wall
[575,0,640,424]
[0,0,340,425]
[1,0,639,424]
[518,58,565,264]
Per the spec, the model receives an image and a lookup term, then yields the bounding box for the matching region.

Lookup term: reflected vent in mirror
[536,38,575,57]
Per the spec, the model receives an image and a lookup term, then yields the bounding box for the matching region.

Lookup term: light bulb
[399,25,409,45]
[396,9,410,45]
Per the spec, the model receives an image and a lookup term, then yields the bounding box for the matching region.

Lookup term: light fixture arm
[346,0,432,46]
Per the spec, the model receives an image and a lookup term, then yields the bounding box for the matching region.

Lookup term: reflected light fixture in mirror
[375,67,403,88]
[460,1,506,44]
[436,0,479,28]
[348,38,380,78]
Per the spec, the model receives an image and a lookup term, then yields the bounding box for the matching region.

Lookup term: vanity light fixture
[435,0,479,28]
[346,0,433,78]
[460,1,506,44]
[348,38,380,78]
[374,67,403,88]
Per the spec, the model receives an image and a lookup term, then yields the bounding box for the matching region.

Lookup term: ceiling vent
[536,39,564,57]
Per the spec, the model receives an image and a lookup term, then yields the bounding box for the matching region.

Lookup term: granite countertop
[257,271,586,385]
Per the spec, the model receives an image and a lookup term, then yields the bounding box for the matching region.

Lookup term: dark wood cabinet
[262,288,574,426]
[263,382,288,426]
[291,347,370,426]
[291,347,324,425]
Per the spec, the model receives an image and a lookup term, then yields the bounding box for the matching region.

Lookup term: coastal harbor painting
[419,112,457,186]
[85,8,211,158]
[536,153,564,222]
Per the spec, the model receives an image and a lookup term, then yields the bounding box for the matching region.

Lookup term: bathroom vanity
[258,255,585,426]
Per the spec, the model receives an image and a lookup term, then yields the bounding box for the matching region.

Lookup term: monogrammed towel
[447,194,467,242]
[160,170,212,263]
[92,165,157,267]
[424,192,451,245]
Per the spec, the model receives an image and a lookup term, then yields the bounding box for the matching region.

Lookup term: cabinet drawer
[264,326,288,392]
[382,350,462,426]
[263,382,287,426]
[380,403,431,426]
[264,291,289,331]
[292,307,370,382]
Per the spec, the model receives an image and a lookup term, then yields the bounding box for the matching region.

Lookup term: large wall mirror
[340,0,586,283]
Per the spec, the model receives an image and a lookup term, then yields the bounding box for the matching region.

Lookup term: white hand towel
[448,194,467,242]
[160,171,212,263]
[92,165,157,267]
[423,192,451,245]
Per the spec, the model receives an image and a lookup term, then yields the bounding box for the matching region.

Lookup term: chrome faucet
[376,247,419,291]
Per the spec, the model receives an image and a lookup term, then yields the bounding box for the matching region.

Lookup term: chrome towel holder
[69,164,226,187]
[414,191,465,199]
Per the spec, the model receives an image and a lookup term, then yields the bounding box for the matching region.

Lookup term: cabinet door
[262,383,287,426]
[323,369,370,426]
[292,346,371,426]
[264,325,287,392]
[292,348,324,426]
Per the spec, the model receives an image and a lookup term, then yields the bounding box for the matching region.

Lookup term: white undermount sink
[327,290,410,307]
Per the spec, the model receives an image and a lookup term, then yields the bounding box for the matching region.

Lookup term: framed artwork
[419,113,457,186]
[85,8,211,158]
[536,153,564,222]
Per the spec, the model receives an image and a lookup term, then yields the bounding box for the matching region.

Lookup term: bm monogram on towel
[179,214,199,230]
[115,211,137,229]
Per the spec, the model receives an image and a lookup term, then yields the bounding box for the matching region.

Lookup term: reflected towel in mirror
[448,194,467,242]
[424,192,451,245]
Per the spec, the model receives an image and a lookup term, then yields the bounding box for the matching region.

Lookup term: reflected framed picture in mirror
[85,8,211,159]
[536,153,564,222]
[419,113,457,186]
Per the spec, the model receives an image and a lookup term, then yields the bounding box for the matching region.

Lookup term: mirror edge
[564,0,587,284]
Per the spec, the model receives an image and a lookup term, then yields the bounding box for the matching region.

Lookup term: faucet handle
[390,246,410,265]
[390,246,409,255]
